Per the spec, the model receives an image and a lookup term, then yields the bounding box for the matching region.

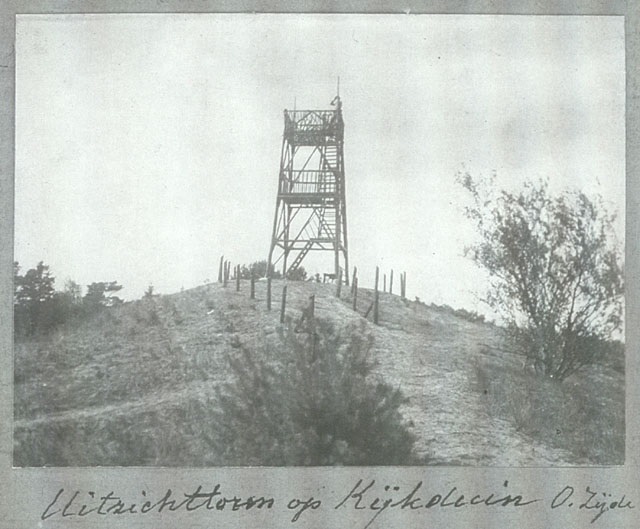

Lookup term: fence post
[236,265,240,291]
[374,266,380,325]
[352,277,358,311]
[336,269,342,298]
[223,261,229,287]
[309,294,317,360]
[383,273,387,293]
[374,290,379,325]
[218,255,224,283]
[250,269,255,299]
[389,269,394,295]
[364,300,374,319]
[280,285,287,323]
[267,276,272,310]
[400,271,406,299]
[351,267,357,295]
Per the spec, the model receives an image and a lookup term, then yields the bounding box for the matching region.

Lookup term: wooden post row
[351,267,357,295]
[336,269,342,298]
[218,255,224,283]
[389,269,393,295]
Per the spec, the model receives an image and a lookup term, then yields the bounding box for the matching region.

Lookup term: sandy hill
[14,279,624,466]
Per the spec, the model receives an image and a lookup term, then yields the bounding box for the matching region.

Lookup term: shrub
[239,260,282,279]
[459,173,624,381]
[211,319,422,465]
[84,281,124,311]
[453,307,485,323]
[472,357,624,464]
[286,266,307,281]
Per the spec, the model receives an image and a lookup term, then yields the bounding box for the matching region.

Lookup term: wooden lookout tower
[267,96,349,283]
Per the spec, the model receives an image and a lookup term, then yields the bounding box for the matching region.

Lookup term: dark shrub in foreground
[212,319,422,465]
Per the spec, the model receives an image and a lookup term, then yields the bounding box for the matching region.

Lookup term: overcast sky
[15,14,625,315]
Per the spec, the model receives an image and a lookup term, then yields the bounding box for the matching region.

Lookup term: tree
[212,319,421,465]
[15,261,55,305]
[64,279,83,304]
[459,173,624,381]
[14,261,57,337]
[84,281,124,310]
[50,280,86,324]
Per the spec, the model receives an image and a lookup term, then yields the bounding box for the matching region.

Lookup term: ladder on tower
[319,143,339,237]
[288,240,314,274]
[319,207,336,238]
[322,144,339,175]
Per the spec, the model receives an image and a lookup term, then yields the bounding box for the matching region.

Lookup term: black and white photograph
[12,13,625,469]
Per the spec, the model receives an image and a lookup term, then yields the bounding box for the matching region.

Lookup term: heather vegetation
[14,280,422,466]
[13,224,624,466]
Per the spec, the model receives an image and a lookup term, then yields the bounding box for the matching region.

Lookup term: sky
[14,14,625,317]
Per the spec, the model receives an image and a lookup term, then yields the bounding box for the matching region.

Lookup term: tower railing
[279,169,337,195]
[284,109,343,141]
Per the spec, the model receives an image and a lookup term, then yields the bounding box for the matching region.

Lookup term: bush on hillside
[286,266,307,281]
[239,260,282,279]
[211,318,422,465]
[459,173,624,381]
[84,281,124,310]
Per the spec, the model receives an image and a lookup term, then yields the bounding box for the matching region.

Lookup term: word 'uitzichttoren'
[41,485,274,520]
